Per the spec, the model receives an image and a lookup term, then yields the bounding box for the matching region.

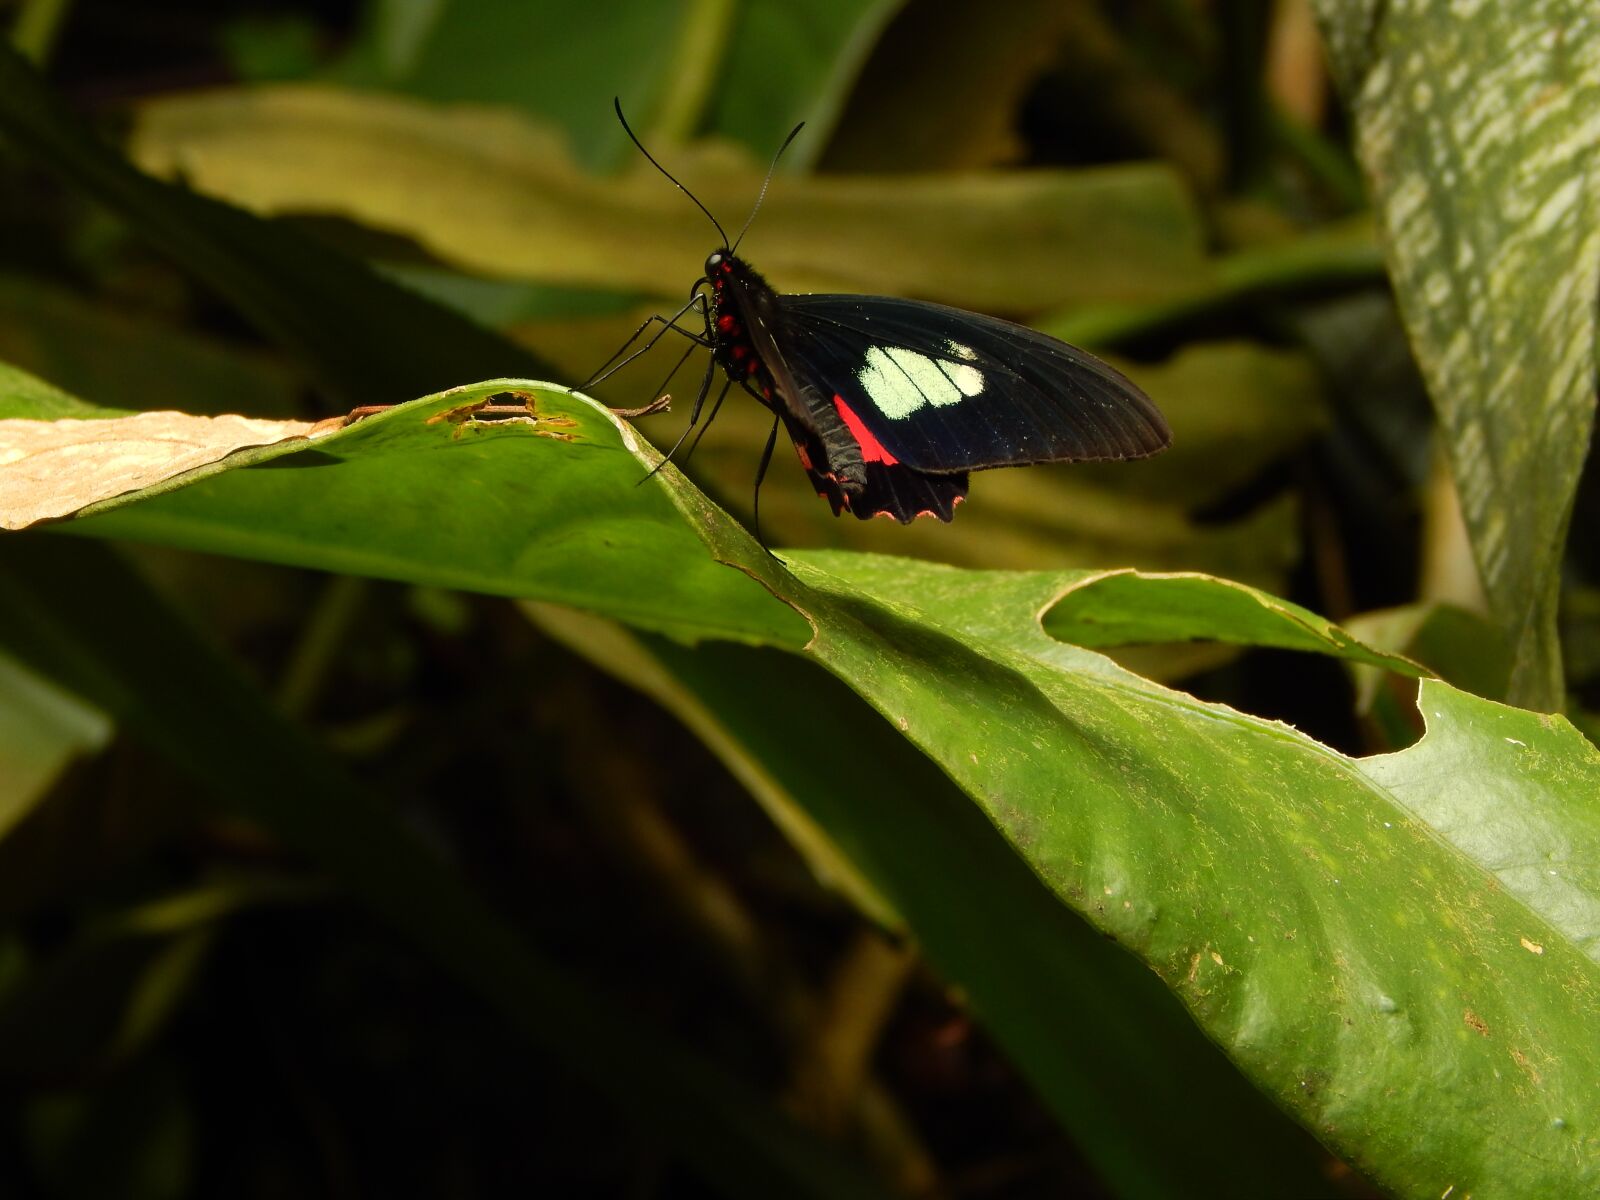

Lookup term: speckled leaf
[1312,2,1600,710]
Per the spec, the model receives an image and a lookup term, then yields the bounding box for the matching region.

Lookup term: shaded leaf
[703,0,905,164]
[0,274,303,418]
[1345,602,1511,705]
[0,361,119,421]
[0,536,884,1200]
[534,611,1338,1198]
[0,654,112,841]
[1312,2,1600,709]
[328,0,702,170]
[526,603,901,930]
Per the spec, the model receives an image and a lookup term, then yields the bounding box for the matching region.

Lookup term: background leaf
[1311,1,1600,710]
[128,84,1209,309]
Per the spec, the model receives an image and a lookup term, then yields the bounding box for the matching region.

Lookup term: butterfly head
[704,249,734,282]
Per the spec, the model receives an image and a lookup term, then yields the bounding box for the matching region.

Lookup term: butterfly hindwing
[772,295,1170,474]
[779,411,967,522]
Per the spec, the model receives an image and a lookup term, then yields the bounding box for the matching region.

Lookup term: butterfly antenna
[614,97,729,247]
[731,121,804,253]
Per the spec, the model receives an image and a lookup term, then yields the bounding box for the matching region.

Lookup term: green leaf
[38,382,804,650]
[1034,564,1422,674]
[327,0,697,170]
[10,33,1596,1191]
[767,553,1600,1199]
[703,0,905,164]
[1311,2,1600,710]
[330,0,901,168]
[17,374,1600,1192]
[126,83,1209,311]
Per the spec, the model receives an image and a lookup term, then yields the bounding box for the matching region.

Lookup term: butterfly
[587,101,1170,536]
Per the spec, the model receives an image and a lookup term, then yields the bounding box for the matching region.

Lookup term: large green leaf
[1,375,1324,1196]
[11,374,1600,1195]
[768,556,1600,1200]
[126,84,1208,310]
[1312,2,1600,710]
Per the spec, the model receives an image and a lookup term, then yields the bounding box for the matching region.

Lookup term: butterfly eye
[704,250,725,277]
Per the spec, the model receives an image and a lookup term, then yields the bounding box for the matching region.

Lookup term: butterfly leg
[751,413,781,556]
[681,376,733,464]
[641,354,722,482]
[581,293,710,390]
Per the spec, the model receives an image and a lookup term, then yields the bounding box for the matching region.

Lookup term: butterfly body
[700,247,1171,523]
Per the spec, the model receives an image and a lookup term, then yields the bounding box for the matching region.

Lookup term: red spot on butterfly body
[718,314,737,333]
[832,394,899,464]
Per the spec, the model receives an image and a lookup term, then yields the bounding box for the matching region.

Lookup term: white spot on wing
[857,343,984,419]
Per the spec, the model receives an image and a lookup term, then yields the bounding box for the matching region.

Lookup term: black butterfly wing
[779,409,968,522]
[774,294,1170,474]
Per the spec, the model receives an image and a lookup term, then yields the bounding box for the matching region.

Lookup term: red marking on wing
[832,394,898,465]
[794,441,813,470]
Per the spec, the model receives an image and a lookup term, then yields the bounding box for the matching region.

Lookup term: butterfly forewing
[773,295,1170,474]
